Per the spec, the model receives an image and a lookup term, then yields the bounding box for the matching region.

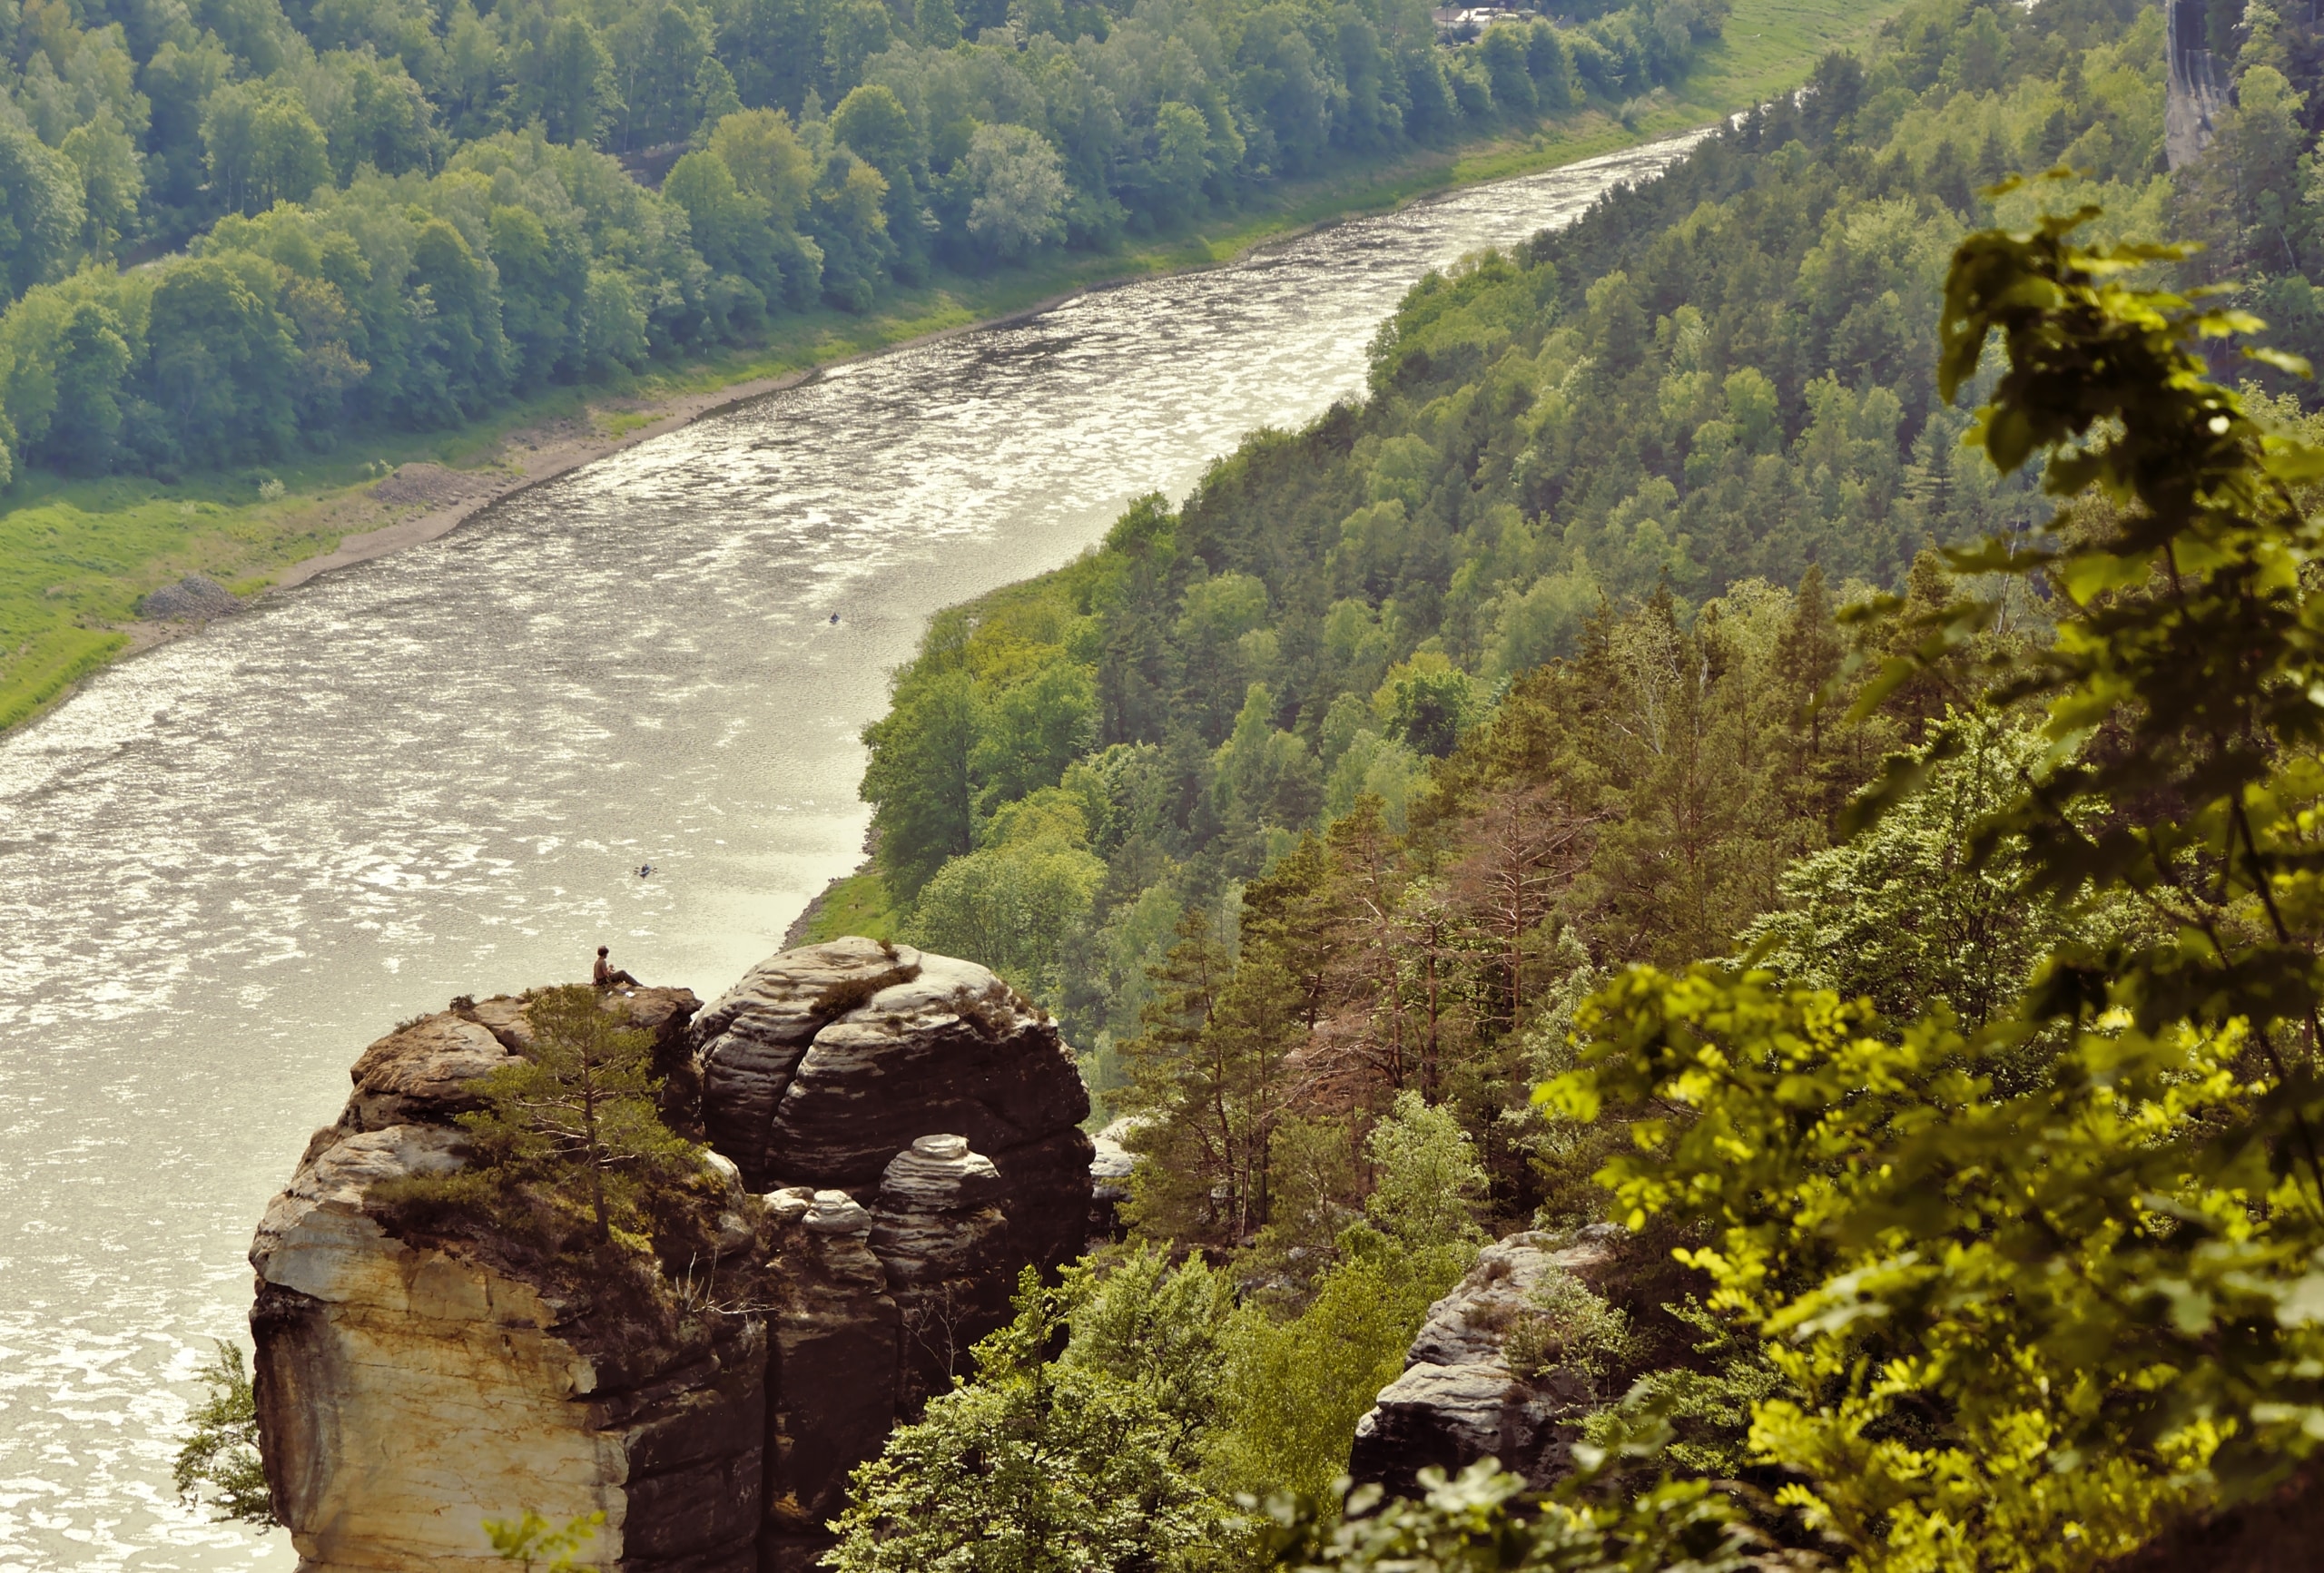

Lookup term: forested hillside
[818,2,2324,1568]
[2172,0,2324,376]
[0,0,1728,480]
[845,0,2167,1116]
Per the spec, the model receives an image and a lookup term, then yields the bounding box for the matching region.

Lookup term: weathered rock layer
[251,942,1095,1572]
[1349,1225,1682,1498]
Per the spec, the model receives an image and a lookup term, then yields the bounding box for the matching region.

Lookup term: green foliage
[0,0,1747,492]
[1215,1226,1476,1503]
[1118,901,1294,1244]
[862,660,978,899]
[1373,652,1482,759]
[1502,1266,1636,1391]
[833,1230,1474,1560]
[457,983,700,1244]
[860,0,2154,1089]
[1250,1455,1759,1573]
[0,120,85,299]
[172,1342,275,1528]
[825,8,2324,1568]
[826,1248,1239,1572]
[794,869,903,946]
[1739,709,2105,1029]
[486,1510,603,1570]
[1574,1297,1777,1477]
[1537,197,2324,1568]
[1362,1089,1487,1247]
[903,809,1105,1007]
[959,123,1068,263]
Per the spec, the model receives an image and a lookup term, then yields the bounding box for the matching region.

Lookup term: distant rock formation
[1348,1225,1683,1497]
[1087,1115,1137,1242]
[250,940,1095,1572]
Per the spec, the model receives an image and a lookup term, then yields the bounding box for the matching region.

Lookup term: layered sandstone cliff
[694,940,1094,1273]
[250,940,1093,1573]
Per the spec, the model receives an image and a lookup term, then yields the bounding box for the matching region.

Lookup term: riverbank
[0,0,1907,738]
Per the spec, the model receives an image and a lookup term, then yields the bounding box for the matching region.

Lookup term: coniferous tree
[458,984,695,1244]
[172,1343,273,1527]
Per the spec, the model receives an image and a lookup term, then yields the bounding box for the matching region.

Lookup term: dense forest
[852,0,2165,1086]
[0,0,1729,481]
[808,0,2324,1565]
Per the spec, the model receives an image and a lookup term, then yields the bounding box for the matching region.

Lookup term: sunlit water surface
[0,135,1692,1570]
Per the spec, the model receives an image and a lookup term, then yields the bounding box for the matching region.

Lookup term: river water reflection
[0,134,1692,1570]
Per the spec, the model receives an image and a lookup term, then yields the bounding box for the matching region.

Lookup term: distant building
[1432,4,1540,42]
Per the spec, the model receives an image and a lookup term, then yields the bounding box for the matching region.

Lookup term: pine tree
[1118,900,1309,1244]
[1315,795,1413,1102]
[459,985,696,1244]
[1239,832,1335,1030]
[1775,564,1842,750]
[1445,784,1594,1037]
[1116,908,1235,1240]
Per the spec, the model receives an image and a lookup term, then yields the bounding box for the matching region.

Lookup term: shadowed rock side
[757,1188,901,1573]
[872,1136,1009,1409]
[1349,1226,1681,1498]
[251,943,1099,1573]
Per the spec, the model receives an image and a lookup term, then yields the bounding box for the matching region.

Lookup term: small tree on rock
[173,1342,273,1526]
[460,985,695,1244]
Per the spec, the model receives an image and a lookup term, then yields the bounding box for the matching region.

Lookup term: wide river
[0,134,1692,1570]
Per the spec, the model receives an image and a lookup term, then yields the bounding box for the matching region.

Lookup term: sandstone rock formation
[871,1135,1009,1405]
[254,1224,767,1569]
[1086,1116,1137,1242]
[250,992,771,1573]
[337,988,702,1138]
[694,938,1094,1273]
[759,1194,898,1573]
[251,942,1098,1572]
[1349,1225,1667,1497]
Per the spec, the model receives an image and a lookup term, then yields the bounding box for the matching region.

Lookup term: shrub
[172,1342,273,1527]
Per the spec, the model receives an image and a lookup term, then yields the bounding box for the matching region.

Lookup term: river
[0,133,1694,1571]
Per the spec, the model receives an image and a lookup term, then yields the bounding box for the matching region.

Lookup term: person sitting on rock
[593,946,640,988]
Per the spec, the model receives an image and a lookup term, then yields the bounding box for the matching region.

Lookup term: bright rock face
[249,989,767,1573]
[251,944,1099,1572]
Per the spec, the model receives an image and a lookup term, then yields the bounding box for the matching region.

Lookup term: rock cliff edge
[250,939,1093,1572]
